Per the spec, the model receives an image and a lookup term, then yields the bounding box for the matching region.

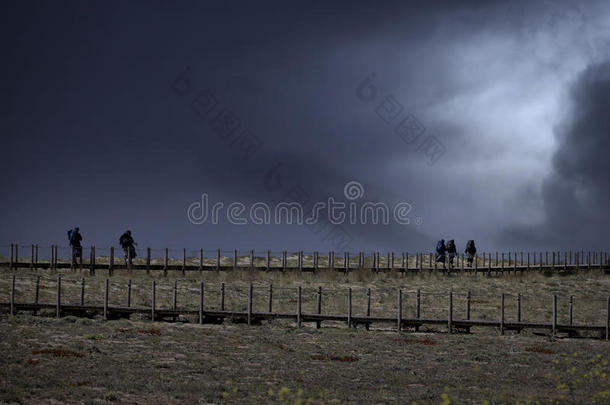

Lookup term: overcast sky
[2,0,609,254]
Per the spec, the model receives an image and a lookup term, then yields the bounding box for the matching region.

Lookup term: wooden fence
[2,275,609,340]
[2,244,609,275]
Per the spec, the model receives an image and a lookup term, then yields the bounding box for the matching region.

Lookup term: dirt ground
[1,268,609,404]
[0,314,609,404]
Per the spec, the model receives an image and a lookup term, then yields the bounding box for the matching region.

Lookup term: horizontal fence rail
[1,244,609,275]
[1,275,609,340]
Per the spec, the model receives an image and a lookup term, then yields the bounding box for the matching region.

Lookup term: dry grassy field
[1,267,609,404]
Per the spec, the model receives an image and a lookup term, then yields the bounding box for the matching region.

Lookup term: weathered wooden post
[90,246,96,275]
[330,251,335,270]
[266,250,271,271]
[347,287,352,328]
[314,251,318,271]
[56,275,61,318]
[247,284,253,326]
[552,295,557,337]
[15,244,19,269]
[397,289,402,332]
[9,243,13,270]
[390,252,394,270]
[501,252,505,273]
[606,297,609,340]
[366,288,371,331]
[182,248,186,276]
[517,293,521,323]
[297,286,302,327]
[216,249,221,271]
[164,248,168,277]
[127,246,132,271]
[466,290,471,320]
[127,279,131,307]
[146,248,151,274]
[500,293,505,335]
[268,284,273,313]
[233,249,237,269]
[30,244,34,269]
[109,247,114,276]
[282,251,287,271]
[151,280,156,322]
[552,252,555,270]
[199,249,204,273]
[569,295,574,326]
[416,288,421,332]
[104,278,109,320]
[359,252,363,269]
[173,280,177,310]
[81,278,85,306]
[199,282,204,325]
[345,252,350,272]
[250,250,255,270]
[220,283,225,310]
[298,251,303,271]
[10,275,15,316]
[34,276,40,304]
[316,286,322,329]
[448,290,453,334]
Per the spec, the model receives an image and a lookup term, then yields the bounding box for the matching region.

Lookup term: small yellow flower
[221,392,228,398]
[268,388,274,396]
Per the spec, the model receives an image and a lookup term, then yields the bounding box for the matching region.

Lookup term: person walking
[67,227,83,268]
[119,230,137,266]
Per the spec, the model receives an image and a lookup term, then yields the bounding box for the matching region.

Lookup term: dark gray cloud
[2,0,610,253]
[500,60,610,250]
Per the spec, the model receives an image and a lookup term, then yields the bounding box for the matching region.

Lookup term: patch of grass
[32,348,84,358]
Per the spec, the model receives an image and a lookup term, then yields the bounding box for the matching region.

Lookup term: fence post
[347,287,352,328]
[501,253,505,273]
[345,252,350,272]
[316,286,322,329]
[552,252,555,270]
[268,284,273,313]
[151,280,156,322]
[199,249,203,273]
[299,251,303,271]
[15,244,19,269]
[56,275,61,318]
[366,288,371,331]
[500,293,505,335]
[34,276,40,304]
[330,251,335,270]
[466,290,471,320]
[146,248,151,274]
[606,297,609,340]
[297,286,302,327]
[182,248,186,276]
[216,249,221,271]
[9,243,13,270]
[81,278,85,306]
[199,282,204,325]
[164,248,168,276]
[30,244,34,269]
[247,284,253,326]
[104,279,109,320]
[49,245,53,271]
[600,251,603,270]
[517,293,521,323]
[251,250,255,270]
[109,247,114,276]
[390,252,394,270]
[127,245,132,271]
[397,289,402,332]
[220,282,225,310]
[282,251,287,271]
[448,291,453,334]
[10,275,15,315]
[233,249,237,269]
[90,246,95,275]
[552,295,557,337]
[569,296,573,326]
[173,280,177,310]
[266,250,271,271]
[416,289,421,332]
[127,279,131,307]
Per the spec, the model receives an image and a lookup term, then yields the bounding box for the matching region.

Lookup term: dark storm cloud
[500,60,610,250]
[2,0,610,252]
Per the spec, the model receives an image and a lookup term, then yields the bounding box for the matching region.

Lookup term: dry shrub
[32,348,84,358]
[525,346,555,355]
